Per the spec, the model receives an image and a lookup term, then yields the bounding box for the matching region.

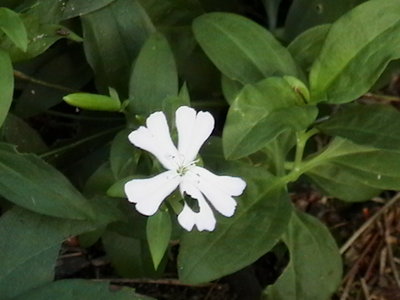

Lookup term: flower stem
[283,128,319,183]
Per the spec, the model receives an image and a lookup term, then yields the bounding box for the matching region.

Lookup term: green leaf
[193,12,300,84]
[0,208,97,299]
[14,279,153,300]
[304,138,400,201]
[0,49,13,128]
[318,104,400,151]
[0,7,28,51]
[1,113,48,153]
[81,0,154,96]
[178,165,292,284]
[4,20,82,62]
[221,75,243,105]
[310,0,400,103]
[102,230,158,277]
[288,24,330,72]
[110,129,140,180]
[63,93,121,112]
[146,210,172,269]
[264,210,342,300]
[223,77,317,159]
[62,0,117,19]
[0,143,95,220]
[129,32,178,115]
[284,0,363,41]
[306,162,381,202]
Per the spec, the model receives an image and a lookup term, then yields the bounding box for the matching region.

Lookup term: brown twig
[91,278,212,288]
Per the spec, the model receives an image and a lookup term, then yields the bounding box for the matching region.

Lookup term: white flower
[124,106,246,231]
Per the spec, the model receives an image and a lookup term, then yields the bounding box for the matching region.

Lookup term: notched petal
[176,106,215,164]
[187,166,246,217]
[128,111,179,170]
[124,171,180,216]
[178,181,216,231]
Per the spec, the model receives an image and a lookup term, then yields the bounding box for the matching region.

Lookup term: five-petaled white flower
[124,106,246,231]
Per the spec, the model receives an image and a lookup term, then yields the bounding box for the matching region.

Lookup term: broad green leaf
[63,93,121,112]
[82,0,154,96]
[310,0,400,103]
[178,165,292,284]
[1,113,48,153]
[221,75,243,105]
[0,50,13,128]
[110,129,140,179]
[146,210,172,269]
[288,24,330,72]
[0,208,97,299]
[62,0,117,19]
[318,104,400,151]
[102,230,158,277]
[193,13,300,84]
[264,211,342,300]
[129,32,178,115]
[284,0,363,41]
[0,143,95,220]
[223,77,317,159]
[14,279,153,300]
[304,138,400,201]
[306,162,381,202]
[0,7,27,51]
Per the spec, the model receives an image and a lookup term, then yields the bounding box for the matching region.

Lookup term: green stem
[39,126,123,159]
[283,128,319,183]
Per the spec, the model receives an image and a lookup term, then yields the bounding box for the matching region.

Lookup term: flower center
[176,160,196,176]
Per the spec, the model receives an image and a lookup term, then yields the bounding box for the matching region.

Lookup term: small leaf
[0,143,95,220]
[146,210,172,269]
[310,0,400,103]
[13,279,153,300]
[129,32,178,115]
[63,93,121,112]
[223,77,317,159]
[0,7,28,51]
[193,12,300,84]
[318,104,400,151]
[0,49,13,128]
[264,210,342,300]
[178,164,292,284]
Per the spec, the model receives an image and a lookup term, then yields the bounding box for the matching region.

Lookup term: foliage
[0,0,399,299]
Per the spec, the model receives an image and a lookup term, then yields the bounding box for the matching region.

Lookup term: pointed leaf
[0,143,95,220]
[193,12,300,84]
[129,32,178,115]
[0,7,28,51]
[178,165,292,284]
[0,50,13,128]
[264,211,342,300]
[310,0,400,103]
[223,77,317,159]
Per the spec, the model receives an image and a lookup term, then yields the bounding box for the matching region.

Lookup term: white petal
[128,111,179,170]
[176,106,214,164]
[124,171,180,216]
[178,182,216,231]
[185,166,246,217]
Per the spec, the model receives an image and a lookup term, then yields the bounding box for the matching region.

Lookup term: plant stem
[14,70,79,93]
[284,128,319,183]
[39,126,123,159]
